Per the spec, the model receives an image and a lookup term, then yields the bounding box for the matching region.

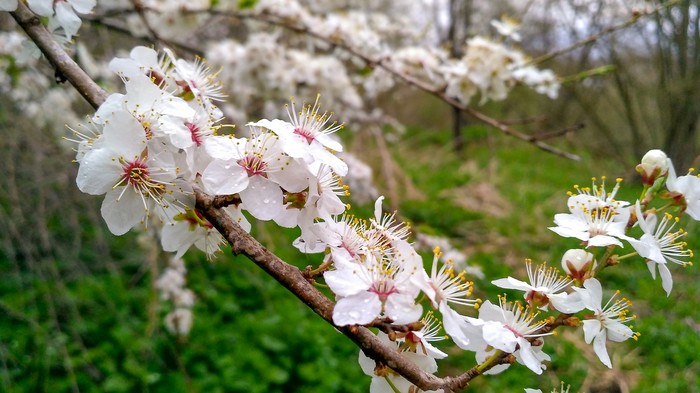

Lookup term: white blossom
[573,278,638,368]
[626,201,693,295]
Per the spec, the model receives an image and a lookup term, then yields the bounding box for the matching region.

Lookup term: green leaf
[238,0,258,9]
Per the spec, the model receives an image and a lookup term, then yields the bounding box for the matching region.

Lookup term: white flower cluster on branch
[4,2,698,393]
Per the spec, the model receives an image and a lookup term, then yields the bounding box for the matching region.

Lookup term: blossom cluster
[71,46,356,259]
[64,43,697,391]
[200,3,560,125]
[155,257,195,336]
[4,2,698,392]
[318,149,696,391]
[0,0,700,393]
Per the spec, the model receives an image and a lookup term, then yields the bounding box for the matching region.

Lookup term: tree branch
[529,0,681,66]
[10,2,108,109]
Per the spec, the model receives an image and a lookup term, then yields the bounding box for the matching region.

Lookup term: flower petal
[332,292,381,326]
[592,330,612,368]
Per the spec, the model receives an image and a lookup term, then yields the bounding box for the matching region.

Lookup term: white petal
[626,236,652,259]
[549,224,589,242]
[476,300,506,322]
[93,93,125,123]
[370,376,411,393]
[582,278,603,309]
[491,277,533,291]
[161,223,196,258]
[103,111,147,159]
[405,351,439,374]
[54,2,81,37]
[477,348,510,375]
[27,0,53,16]
[549,291,585,313]
[315,133,343,152]
[240,176,284,221]
[273,208,299,229]
[358,347,377,377]
[224,205,251,233]
[68,0,95,14]
[76,148,122,195]
[0,0,18,12]
[606,321,634,342]
[581,319,602,344]
[416,334,448,359]
[267,158,309,193]
[592,330,612,368]
[324,269,369,297]
[249,119,293,137]
[100,188,146,235]
[201,160,248,195]
[515,339,543,374]
[309,143,348,176]
[482,322,517,353]
[384,293,422,324]
[203,135,243,160]
[332,292,381,326]
[587,234,623,248]
[646,260,657,279]
[440,303,473,350]
[658,263,674,296]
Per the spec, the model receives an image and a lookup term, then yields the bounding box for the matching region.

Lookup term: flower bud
[561,249,594,282]
[637,149,670,185]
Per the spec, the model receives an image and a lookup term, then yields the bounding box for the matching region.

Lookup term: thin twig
[528,0,681,66]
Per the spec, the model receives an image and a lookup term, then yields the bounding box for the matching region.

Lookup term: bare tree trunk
[446,0,471,152]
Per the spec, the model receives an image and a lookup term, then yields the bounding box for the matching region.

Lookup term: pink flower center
[122,159,157,190]
[237,155,268,177]
[369,280,398,302]
[148,70,165,87]
[294,127,315,144]
[186,122,202,146]
[505,324,524,338]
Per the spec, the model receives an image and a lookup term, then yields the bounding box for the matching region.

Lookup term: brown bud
[563,316,581,327]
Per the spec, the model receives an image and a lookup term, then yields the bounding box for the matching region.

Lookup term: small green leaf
[238,0,258,9]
